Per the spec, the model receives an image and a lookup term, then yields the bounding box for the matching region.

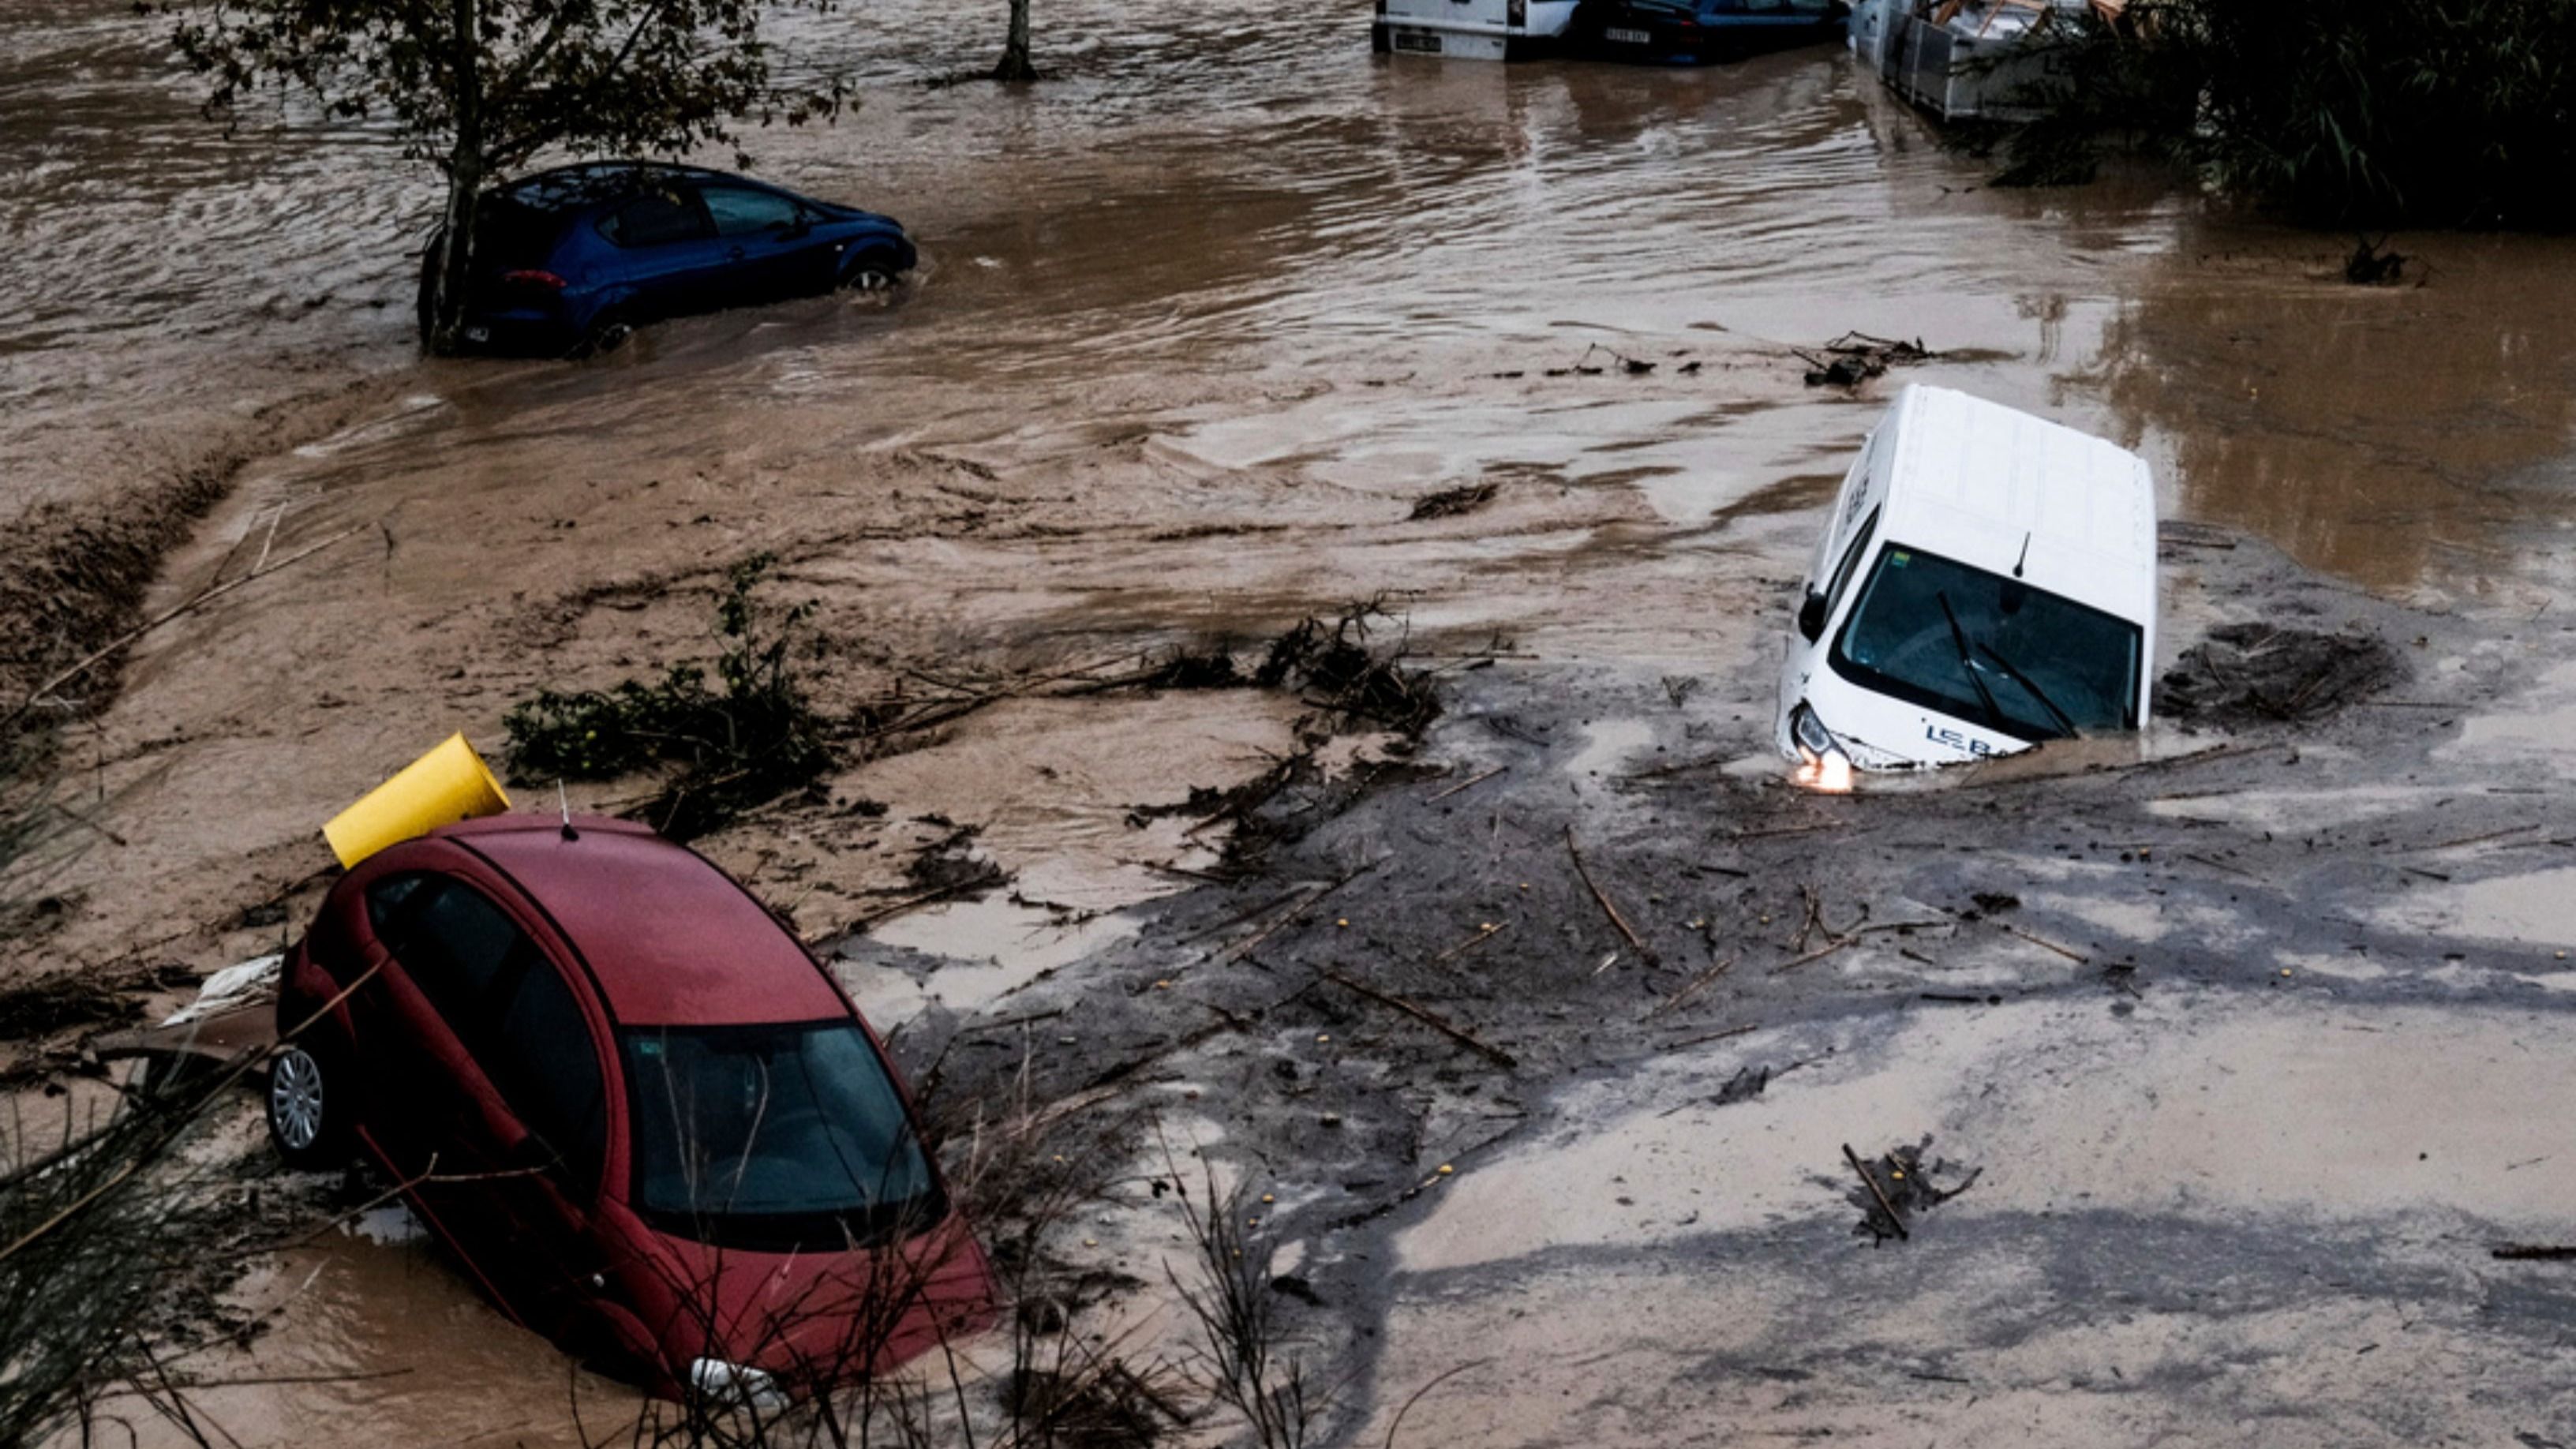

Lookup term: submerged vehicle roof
[495,162,758,213]
[1874,384,2157,625]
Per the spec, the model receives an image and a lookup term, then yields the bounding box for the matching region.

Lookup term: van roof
[1875,384,2157,625]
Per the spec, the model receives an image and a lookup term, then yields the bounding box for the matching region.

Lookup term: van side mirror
[1796,590,1829,643]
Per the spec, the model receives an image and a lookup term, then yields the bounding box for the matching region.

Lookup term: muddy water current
[10,0,2576,1442]
[11,0,2576,592]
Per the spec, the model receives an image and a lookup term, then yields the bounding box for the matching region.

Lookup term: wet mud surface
[6,0,2576,1442]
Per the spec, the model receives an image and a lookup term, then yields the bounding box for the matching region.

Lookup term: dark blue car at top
[425,163,917,356]
[1571,0,1847,62]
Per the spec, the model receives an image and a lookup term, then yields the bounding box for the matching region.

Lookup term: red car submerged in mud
[264,814,990,1402]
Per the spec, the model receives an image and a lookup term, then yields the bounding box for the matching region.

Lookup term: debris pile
[1798,332,1938,388]
[2345,235,2408,286]
[503,552,837,839]
[1409,481,1499,521]
[1843,1136,1980,1244]
[1256,604,1442,735]
[2159,623,2401,728]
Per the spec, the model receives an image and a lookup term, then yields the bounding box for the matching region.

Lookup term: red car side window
[374,875,521,1033]
[485,954,609,1193]
[365,871,608,1191]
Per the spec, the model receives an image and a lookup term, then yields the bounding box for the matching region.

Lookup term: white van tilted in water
[1775,385,2158,784]
[1372,0,1580,60]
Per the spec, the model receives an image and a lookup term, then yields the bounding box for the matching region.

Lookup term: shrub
[504,554,836,839]
[2006,0,2576,228]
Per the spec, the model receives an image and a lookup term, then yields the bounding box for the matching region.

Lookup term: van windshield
[1829,544,2140,742]
[623,1020,942,1251]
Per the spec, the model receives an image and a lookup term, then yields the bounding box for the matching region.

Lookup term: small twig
[1427,766,1507,803]
[4,525,367,730]
[2411,823,2540,852]
[1322,969,1516,1069]
[250,504,286,575]
[807,878,981,942]
[1646,957,1735,1020]
[1729,819,1845,841]
[1566,826,1657,964]
[1176,889,1309,945]
[2490,1244,2576,1261]
[960,1006,1069,1035]
[1660,1023,1758,1051]
[1844,1143,1909,1241]
[1994,921,2090,964]
[1769,939,1849,975]
[1382,1360,1492,1449]
[1219,857,1386,964]
[2182,852,2259,879]
[1430,921,1508,965]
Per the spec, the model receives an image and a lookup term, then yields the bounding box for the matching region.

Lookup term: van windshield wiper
[1934,590,2008,732]
[1975,640,2080,739]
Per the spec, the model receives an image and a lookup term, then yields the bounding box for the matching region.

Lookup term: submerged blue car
[422,163,917,356]
[1571,0,1847,62]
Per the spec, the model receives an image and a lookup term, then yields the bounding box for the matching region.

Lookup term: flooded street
[8,0,2576,1443]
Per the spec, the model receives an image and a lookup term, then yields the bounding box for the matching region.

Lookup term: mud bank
[78,522,2576,1447]
[865,530,2576,1448]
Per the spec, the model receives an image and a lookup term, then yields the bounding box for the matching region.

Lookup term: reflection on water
[2091,227,2576,593]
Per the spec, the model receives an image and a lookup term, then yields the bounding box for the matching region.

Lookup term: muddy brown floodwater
[8,0,2576,1443]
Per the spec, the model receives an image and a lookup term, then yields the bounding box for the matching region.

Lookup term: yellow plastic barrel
[322,732,512,868]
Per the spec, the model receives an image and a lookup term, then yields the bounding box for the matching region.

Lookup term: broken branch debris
[1322,969,1517,1069]
[1566,826,1658,965]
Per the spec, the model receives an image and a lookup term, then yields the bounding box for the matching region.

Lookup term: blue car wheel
[839,249,904,294]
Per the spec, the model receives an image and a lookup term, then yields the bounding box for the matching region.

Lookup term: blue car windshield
[623,1020,941,1249]
[1829,544,2141,741]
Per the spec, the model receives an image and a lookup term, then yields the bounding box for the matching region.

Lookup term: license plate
[1605,25,1653,43]
[1392,28,1442,52]
[464,325,491,342]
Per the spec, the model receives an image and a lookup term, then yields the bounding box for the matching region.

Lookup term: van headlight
[1789,702,1855,793]
[1790,702,1840,761]
[690,1357,789,1413]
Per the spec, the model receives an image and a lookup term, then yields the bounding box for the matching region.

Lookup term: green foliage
[504,554,837,839]
[2006,0,2576,227]
[172,0,840,179]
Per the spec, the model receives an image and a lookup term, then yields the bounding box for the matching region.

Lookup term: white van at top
[1775,384,2158,785]
[1372,0,1580,60]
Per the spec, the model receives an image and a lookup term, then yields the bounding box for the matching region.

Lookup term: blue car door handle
[728,246,746,260]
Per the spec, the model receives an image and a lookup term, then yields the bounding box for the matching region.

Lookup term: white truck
[1775,384,2158,786]
[1372,0,1582,60]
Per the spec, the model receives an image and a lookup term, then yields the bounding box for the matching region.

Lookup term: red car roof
[437,817,845,1028]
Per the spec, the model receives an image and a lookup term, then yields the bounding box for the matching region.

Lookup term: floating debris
[1410,481,1500,521]
[1844,1136,1980,1244]
[1797,331,1938,388]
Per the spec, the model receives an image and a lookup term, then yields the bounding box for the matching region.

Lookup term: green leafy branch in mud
[504,554,840,840]
[1994,0,2576,228]
[505,582,1446,849]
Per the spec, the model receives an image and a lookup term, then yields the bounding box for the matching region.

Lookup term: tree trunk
[993,0,1036,81]
[425,0,485,354]
[425,151,484,354]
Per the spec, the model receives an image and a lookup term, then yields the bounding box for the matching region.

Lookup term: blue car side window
[701,186,802,238]
[599,189,709,248]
